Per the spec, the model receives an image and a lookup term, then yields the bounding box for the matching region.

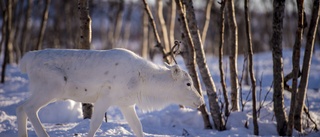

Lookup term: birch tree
[141,11,149,59]
[142,0,169,63]
[201,0,213,45]
[287,0,304,135]
[175,0,212,129]
[226,0,239,111]
[156,0,170,57]
[294,0,320,131]
[218,0,230,117]
[244,0,258,135]
[169,1,176,50]
[271,0,288,135]
[183,0,225,130]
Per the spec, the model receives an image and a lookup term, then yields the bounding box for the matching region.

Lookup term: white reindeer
[16,48,204,137]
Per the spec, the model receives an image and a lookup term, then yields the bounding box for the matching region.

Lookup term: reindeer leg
[120,106,144,137]
[22,94,54,137]
[87,98,110,137]
[16,104,28,137]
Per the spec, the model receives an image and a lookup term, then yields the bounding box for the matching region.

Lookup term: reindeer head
[165,63,204,109]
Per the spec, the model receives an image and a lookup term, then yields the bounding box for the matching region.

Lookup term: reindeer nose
[193,97,205,108]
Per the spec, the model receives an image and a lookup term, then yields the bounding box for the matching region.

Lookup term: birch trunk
[156,0,170,61]
[175,0,213,129]
[226,0,239,111]
[294,0,320,132]
[169,1,176,50]
[183,0,225,131]
[201,0,213,45]
[142,0,169,63]
[141,11,149,59]
[287,0,304,135]
[244,0,258,135]
[271,0,288,135]
[218,0,230,117]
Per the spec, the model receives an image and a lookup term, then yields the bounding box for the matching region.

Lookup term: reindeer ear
[170,65,182,80]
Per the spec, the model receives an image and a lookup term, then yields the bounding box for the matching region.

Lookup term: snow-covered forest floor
[1,49,320,137]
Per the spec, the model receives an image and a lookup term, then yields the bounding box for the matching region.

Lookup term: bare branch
[142,0,169,64]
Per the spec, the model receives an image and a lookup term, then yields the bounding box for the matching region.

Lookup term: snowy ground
[0,49,320,137]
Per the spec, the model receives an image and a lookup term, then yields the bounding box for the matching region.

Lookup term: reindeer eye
[186,83,191,86]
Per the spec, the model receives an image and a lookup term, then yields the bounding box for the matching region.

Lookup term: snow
[1,50,320,137]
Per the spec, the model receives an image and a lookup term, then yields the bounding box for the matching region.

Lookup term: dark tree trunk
[36,0,50,50]
[78,0,91,49]
[0,0,5,55]
[1,0,12,83]
[271,0,288,136]
[20,0,32,55]
[13,0,23,63]
[287,0,304,135]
